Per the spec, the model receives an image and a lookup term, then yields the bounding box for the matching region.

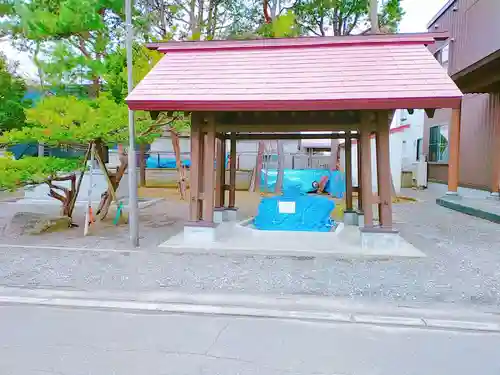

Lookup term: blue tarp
[254,192,335,232]
[259,169,345,198]
[146,154,229,169]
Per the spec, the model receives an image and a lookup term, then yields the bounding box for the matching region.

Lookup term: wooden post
[202,115,216,223]
[490,94,500,195]
[215,136,226,208]
[229,133,237,208]
[189,114,202,222]
[357,136,363,212]
[375,111,393,228]
[345,133,353,211]
[360,113,374,227]
[447,106,462,194]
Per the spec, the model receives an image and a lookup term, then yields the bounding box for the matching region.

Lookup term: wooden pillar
[360,113,374,227]
[229,133,237,208]
[357,136,363,212]
[375,111,393,228]
[345,133,353,211]
[215,136,226,208]
[189,114,202,222]
[447,106,462,194]
[490,94,500,195]
[202,115,216,223]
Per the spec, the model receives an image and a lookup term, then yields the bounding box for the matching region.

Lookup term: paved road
[1,304,499,375]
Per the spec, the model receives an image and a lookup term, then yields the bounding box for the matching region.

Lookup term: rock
[6,212,72,236]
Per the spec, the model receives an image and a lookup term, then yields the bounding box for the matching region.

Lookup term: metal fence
[132,150,333,171]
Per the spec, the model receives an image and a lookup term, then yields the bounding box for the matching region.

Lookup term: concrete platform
[436,194,500,224]
[159,219,425,259]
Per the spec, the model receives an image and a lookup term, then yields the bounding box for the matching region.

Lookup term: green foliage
[104,43,162,104]
[293,0,404,36]
[0,95,157,147]
[0,156,81,191]
[0,53,29,133]
[2,0,125,90]
[258,10,300,38]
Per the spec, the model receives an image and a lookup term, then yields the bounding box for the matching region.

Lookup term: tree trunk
[254,141,265,192]
[370,0,379,33]
[171,129,187,199]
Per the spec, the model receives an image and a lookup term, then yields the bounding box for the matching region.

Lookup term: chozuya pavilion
[126,32,462,253]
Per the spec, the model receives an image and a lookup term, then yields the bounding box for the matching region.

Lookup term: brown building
[423,0,500,194]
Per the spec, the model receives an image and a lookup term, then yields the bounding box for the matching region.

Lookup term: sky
[1,0,449,80]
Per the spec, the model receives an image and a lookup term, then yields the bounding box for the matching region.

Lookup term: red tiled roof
[127,34,462,112]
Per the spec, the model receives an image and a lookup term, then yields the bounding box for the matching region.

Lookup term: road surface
[1,303,499,375]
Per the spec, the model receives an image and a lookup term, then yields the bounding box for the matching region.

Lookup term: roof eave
[126,96,463,112]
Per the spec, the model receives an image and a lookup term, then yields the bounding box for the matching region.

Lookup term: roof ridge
[148,33,447,54]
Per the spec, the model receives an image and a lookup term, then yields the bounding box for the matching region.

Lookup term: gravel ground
[0,184,499,312]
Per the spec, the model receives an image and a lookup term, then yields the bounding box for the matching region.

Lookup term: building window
[434,42,450,71]
[429,125,449,162]
[416,138,423,161]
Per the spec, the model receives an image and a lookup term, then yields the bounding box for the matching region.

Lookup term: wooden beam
[231,133,359,140]
[189,113,202,221]
[215,110,360,128]
[360,112,374,227]
[375,111,393,228]
[229,133,237,208]
[357,134,363,212]
[213,123,360,133]
[345,133,353,211]
[215,137,226,208]
[202,115,216,223]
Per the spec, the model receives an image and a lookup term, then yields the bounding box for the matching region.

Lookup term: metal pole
[125,0,139,247]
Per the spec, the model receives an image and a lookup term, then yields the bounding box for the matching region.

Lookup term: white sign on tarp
[278,201,296,214]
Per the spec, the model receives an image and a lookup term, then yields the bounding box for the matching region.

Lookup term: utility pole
[370,0,379,34]
[125,0,139,247]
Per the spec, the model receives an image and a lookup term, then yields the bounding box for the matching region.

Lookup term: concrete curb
[0,287,498,333]
[436,197,500,224]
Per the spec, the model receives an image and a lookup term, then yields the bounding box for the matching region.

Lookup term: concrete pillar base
[357,212,365,228]
[226,207,239,221]
[213,208,227,224]
[343,210,358,226]
[359,227,400,250]
[487,192,500,200]
[445,191,460,197]
[184,221,218,243]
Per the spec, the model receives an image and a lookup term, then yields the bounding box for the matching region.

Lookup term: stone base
[357,212,365,228]
[343,210,358,226]
[183,221,218,243]
[225,207,239,221]
[445,191,460,197]
[360,226,400,250]
[213,208,227,224]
